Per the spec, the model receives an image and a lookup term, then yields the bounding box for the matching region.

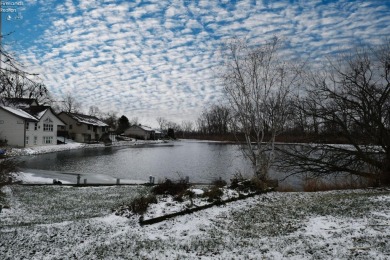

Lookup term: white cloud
[10,0,390,127]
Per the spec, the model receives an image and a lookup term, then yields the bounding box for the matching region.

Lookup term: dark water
[18,140,303,188]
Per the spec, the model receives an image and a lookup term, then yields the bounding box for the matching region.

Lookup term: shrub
[151,178,189,196]
[0,159,17,183]
[129,194,157,215]
[229,172,245,190]
[229,175,266,193]
[203,186,223,202]
[0,159,17,199]
[211,178,227,188]
[173,190,195,206]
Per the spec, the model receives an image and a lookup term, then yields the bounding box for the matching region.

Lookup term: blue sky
[2,0,390,127]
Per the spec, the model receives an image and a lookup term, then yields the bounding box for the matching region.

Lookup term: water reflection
[18,141,254,184]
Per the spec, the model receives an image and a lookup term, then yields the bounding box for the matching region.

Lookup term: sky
[2,0,390,128]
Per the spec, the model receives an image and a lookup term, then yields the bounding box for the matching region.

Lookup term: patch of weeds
[229,176,267,193]
[151,178,189,196]
[173,189,195,204]
[203,186,223,202]
[129,194,158,215]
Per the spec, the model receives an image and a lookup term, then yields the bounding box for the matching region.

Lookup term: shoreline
[1,139,168,157]
[2,139,168,185]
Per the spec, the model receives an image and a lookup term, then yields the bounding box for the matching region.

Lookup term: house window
[87,125,91,130]
[34,136,38,145]
[34,123,38,130]
[43,136,53,144]
[43,124,53,131]
[26,122,29,130]
[43,118,53,132]
[26,136,29,145]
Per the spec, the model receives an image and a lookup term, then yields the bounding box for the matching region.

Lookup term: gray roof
[61,112,108,127]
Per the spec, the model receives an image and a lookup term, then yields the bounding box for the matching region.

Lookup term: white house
[0,102,65,148]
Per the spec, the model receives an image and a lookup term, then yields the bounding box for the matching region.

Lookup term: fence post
[116,178,120,185]
[77,174,81,185]
[149,176,154,185]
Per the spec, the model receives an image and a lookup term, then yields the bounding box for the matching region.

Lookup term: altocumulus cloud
[3,0,390,127]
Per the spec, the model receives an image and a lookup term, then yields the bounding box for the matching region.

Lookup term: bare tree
[88,105,102,118]
[102,111,118,130]
[277,41,390,185]
[166,121,181,133]
[222,37,303,180]
[181,120,194,137]
[197,105,231,135]
[61,92,82,113]
[0,35,51,104]
[156,117,168,131]
[129,117,139,126]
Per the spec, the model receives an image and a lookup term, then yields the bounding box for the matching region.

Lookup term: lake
[18,140,304,188]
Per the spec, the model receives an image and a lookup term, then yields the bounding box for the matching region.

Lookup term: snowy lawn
[1,185,389,259]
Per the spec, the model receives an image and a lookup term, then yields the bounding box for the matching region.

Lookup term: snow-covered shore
[2,139,167,157]
[0,185,389,259]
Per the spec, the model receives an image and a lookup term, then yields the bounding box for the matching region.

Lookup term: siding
[25,110,64,147]
[0,109,25,147]
[58,113,106,143]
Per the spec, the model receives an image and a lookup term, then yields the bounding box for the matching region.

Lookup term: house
[0,98,65,147]
[58,112,108,143]
[124,124,160,140]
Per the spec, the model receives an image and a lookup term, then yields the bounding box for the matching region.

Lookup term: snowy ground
[1,185,389,259]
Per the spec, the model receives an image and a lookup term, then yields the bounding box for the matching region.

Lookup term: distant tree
[181,120,194,137]
[197,105,231,135]
[88,105,102,118]
[166,121,181,133]
[129,117,139,126]
[222,37,303,181]
[181,120,193,133]
[117,115,130,134]
[156,117,168,131]
[102,111,118,130]
[60,92,82,113]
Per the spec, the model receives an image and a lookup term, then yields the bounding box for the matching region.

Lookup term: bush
[129,194,157,215]
[211,178,227,188]
[0,159,18,199]
[229,172,246,190]
[229,175,266,193]
[151,178,189,196]
[0,159,17,183]
[203,186,223,202]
